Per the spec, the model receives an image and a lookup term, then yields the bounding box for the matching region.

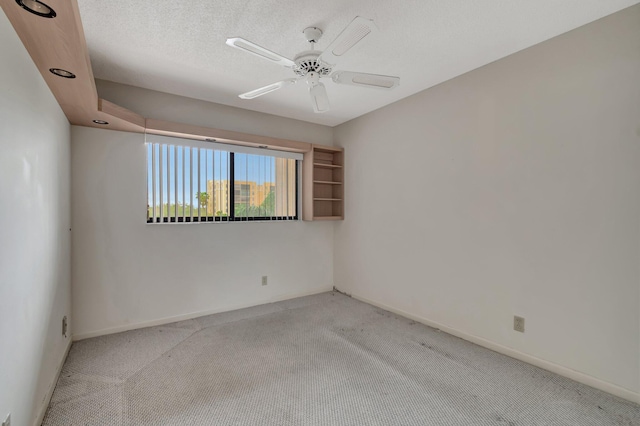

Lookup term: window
[146,136,300,223]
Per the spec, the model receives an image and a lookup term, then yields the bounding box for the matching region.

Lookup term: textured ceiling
[78,0,638,127]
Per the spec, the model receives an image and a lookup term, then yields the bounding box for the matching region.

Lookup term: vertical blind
[146,135,300,223]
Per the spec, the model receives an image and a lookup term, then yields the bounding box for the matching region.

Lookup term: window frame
[146,136,301,224]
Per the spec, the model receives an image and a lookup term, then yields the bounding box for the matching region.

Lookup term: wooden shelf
[313,163,342,169]
[313,146,343,153]
[303,145,344,221]
[313,216,343,221]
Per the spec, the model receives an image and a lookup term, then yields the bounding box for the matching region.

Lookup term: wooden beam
[0,0,144,132]
[1,0,95,123]
[145,119,311,153]
[2,0,316,148]
[98,99,145,132]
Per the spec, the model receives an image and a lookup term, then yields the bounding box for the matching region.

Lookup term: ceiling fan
[226,17,400,113]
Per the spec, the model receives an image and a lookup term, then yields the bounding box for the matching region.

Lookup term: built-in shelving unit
[303,145,344,221]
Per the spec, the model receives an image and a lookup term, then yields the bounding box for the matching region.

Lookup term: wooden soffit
[1,0,311,153]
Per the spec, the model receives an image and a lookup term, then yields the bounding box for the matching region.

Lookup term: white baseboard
[33,338,72,426]
[72,287,332,341]
[350,292,640,405]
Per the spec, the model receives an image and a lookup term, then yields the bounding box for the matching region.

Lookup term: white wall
[334,5,640,401]
[0,9,71,426]
[71,86,334,338]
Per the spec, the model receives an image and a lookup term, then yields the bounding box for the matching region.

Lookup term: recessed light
[15,0,56,18]
[49,68,76,79]
[92,120,109,125]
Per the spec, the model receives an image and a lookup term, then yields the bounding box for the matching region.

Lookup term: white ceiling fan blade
[309,83,330,113]
[332,71,400,89]
[318,16,378,66]
[239,79,297,99]
[226,37,296,68]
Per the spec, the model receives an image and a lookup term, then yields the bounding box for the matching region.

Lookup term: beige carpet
[43,292,639,425]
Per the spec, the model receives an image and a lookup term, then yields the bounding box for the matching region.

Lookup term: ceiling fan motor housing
[293,51,332,77]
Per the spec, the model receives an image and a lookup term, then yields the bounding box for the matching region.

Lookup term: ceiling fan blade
[239,79,297,99]
[318,16,378,66]
[309,82,330,113]
[332,71,400,89]
[226,37,296,68]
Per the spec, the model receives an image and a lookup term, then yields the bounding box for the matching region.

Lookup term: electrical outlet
[514,316,525,333]
[62,316,68,337]
[261,276,268,286]
[2,413,10,426]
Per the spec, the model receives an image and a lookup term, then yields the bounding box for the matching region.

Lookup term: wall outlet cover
[514,316,525,333]
[262,276,268,286]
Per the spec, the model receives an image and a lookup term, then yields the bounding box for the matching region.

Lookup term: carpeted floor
[43,292,639,425]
